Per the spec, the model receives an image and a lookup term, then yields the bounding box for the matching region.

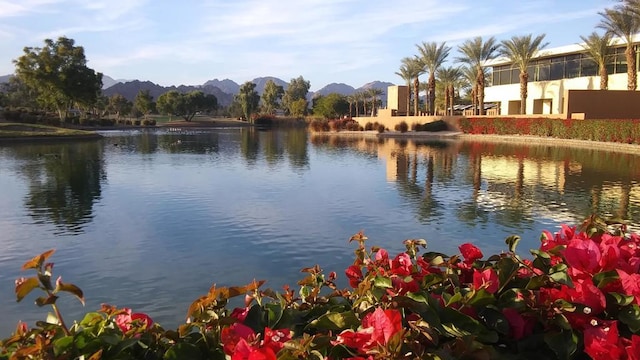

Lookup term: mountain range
[1,74,395,108]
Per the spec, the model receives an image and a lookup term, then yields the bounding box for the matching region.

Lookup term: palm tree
[396,57,422,116]
[346,95,355,118]
[353,92,362,117]
[437,67,462,115]
[580,32,614,90]
[460,66,478,114]
[416,41,451,115]
[367,88,384,116]
[499,34,549,114]
[598,4,640,90]
[456,36,500,115]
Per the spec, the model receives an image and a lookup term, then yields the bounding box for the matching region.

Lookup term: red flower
[231,307,250,322]
[584,320,624,360]
[390,253,413,277]
[262,327,291,354]
[472,268,499,294]
[346,265,363,288]
[114,308,154,333]
[502,308,535,340]
[564,238,601,274]
[623,334,640,360]
[221,323,256,355]
[361,308,403,347]
[459,243,483,263]
[231,338,276,360]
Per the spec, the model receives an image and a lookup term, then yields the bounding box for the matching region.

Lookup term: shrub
[417,119,449,132]
[364,122,374,131]
[377,124,386,133]
[4,216,640,359]
[394,121,408,133]
[253,114,275,126]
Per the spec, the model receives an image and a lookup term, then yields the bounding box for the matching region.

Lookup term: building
[483,34,640,118]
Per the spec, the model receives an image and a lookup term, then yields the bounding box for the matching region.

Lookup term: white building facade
[483,35,640,116]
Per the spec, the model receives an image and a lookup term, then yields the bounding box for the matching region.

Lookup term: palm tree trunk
[443,87,449,116]
[405,81,411,116]
[449,84,454,116]
[355,100,359,117]
[413,77,420,116]
[477,68,485,116]
[519,71,528,115]
[626,45,637,91]
[471,86,477,115]
[428,74,436,116]
[599,65,609,90]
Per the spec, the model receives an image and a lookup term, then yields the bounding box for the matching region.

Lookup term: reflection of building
[484,34,640,118]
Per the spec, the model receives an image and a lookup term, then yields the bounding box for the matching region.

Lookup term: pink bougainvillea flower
[333,327,375,351]
[564,238,601,274]
[262,327,291,354]
[361,308,403,347]
[459,243,483,264]
[221,323,257,356]
[623,334,640,360]
[616,269,640,305]
[472,268,499,294]
[346,265,363,288]
[114,308,154,333]
[231,338,277,360]
[231,307,250,322]
[568,279,606,315]
[390,253,413,277]
[502,308,535,340]
[584,320,624,360]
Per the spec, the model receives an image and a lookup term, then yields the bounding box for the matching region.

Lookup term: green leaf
[525,275,548,290]
[498,289,527,311]
[544,329,577,359]
[504,235,521,253]
[478,307,510,335]
[80,312,104,328]
[608,292,635,306]
[619,304,640,333]
[441,307,498,343]
[497,258,519,288]
[164,343,203,360]
[15,277,40,302]
[593,270,619,288]
[53,336,73,356]
[307,311,359,331]
[466,288,495,307]
[373,276,392,289]
[266,303,283,328]
[445,291,463,307]
[549,268,573,287]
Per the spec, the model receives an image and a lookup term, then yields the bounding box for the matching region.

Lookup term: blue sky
[0,0,614,91]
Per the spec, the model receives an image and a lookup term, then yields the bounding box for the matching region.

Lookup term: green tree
[107,94,131,119]
[180,91,217,121]
[1,77,39,109]
[598,3,640,90]
[13,36,102,122]
[288,99,308,118]
[261,79,284,114]
[499,34,548,114]
[236,81,260,122]
[156,90,181,120]
[134,90,154,119]
[580,32,613,90]
[456,36,500,115]
[282,76,310,116]
[312,93,349,119]
[416,41,450,115]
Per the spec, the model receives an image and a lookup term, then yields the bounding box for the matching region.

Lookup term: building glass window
[550,62,564,80]
[581,59,598,77]
[565,55,580,78]
[614,52,628,74]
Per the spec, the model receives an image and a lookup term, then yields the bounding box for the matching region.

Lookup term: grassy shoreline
[0,122,103,143]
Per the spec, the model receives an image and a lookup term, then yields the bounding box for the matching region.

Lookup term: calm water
[1,128,639,336]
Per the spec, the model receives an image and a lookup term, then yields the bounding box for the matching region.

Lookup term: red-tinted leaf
[56,281,85,305]
[35,294,58,307]
[21,249,55,271]
[15,277,40,302]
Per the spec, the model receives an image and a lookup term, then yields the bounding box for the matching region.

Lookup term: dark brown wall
[565,90,640,119]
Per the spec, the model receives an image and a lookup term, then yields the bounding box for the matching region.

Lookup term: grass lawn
[0,122,100,139]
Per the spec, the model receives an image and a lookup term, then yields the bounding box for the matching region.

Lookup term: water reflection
[310,135,640,229]
[5,141,105,235]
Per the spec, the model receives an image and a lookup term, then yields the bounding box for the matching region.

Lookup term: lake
[1,128,639,336]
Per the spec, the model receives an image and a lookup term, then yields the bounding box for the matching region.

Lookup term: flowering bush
[3,216,640,359]
[458,117,640,144]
